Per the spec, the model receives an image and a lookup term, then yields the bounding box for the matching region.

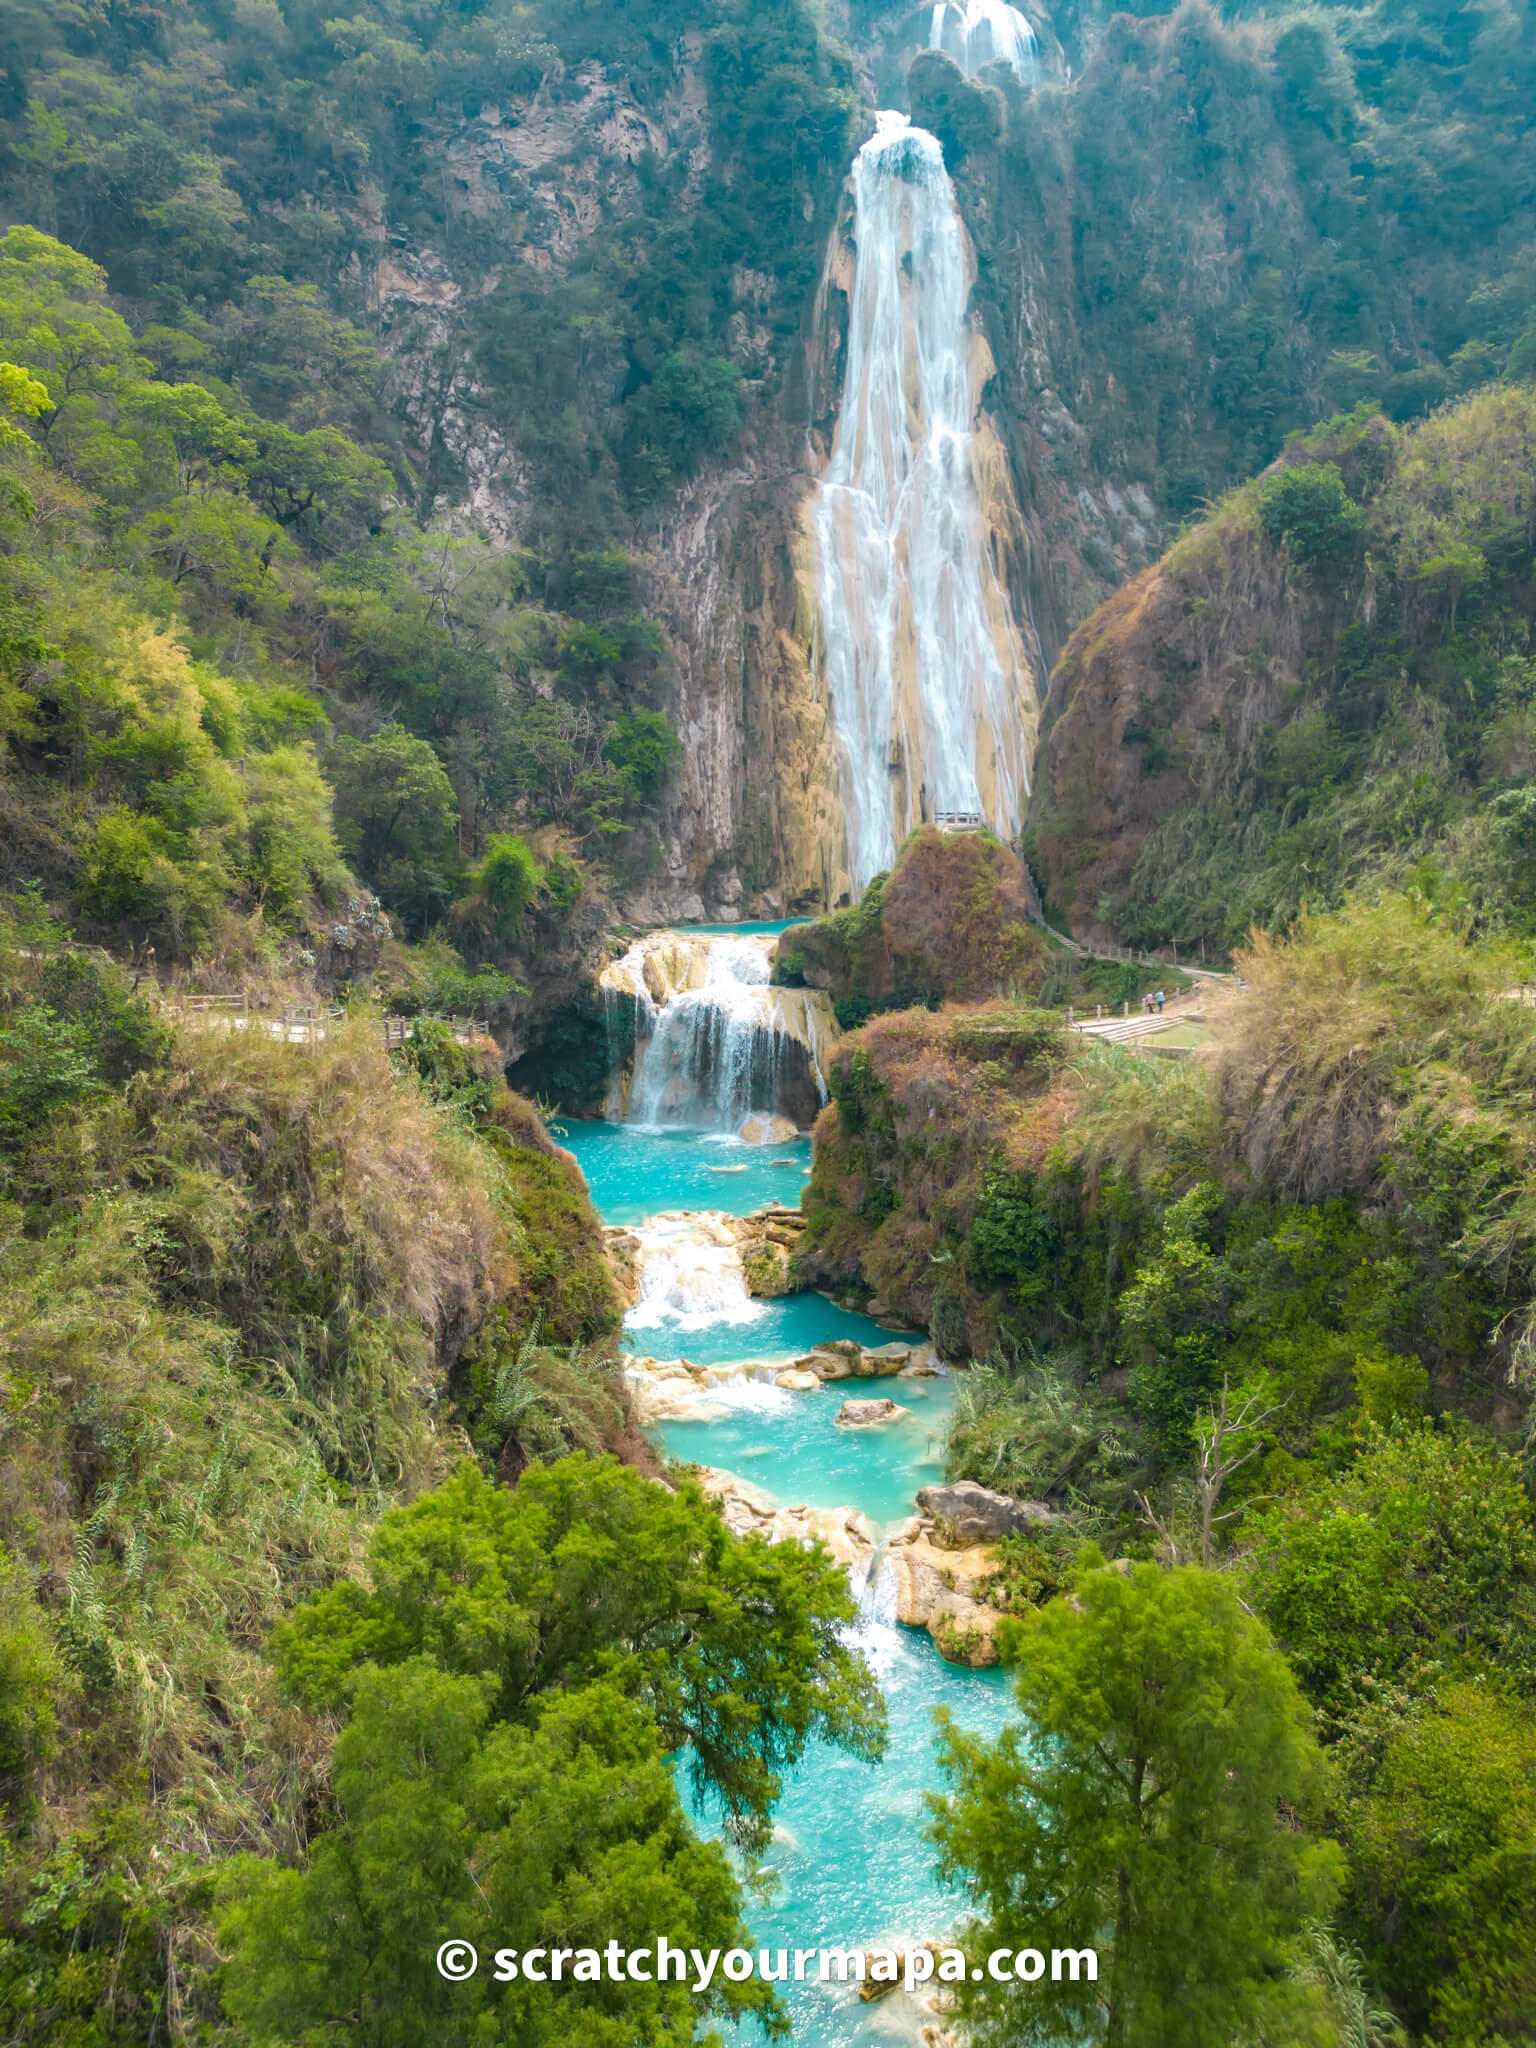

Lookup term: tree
[1255,461,1365,575]
[929,1557,1341,2048]
[1244,1425,1536,1721]
[1117,1183,1235,1462]
[1343,1682,1536,2045]
[268,1458,885,1849]
[605,706,682,808]
[328,721,459,927]
[466,832,540,939]
[220,1662,774,2048]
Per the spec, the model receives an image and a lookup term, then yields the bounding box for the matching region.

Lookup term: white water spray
[813,112,1040,891]
[929,0,1037,79]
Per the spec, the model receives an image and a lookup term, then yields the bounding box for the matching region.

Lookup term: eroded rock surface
[695,1467,876,1577]
[834,1396,909,1428]
[915,1480,1058,1543]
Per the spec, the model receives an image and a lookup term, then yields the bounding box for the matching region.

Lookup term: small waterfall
[929,0,1036,78]
[812,112,1041,892]
[626,1213,766,1337]
[599,931,841,1132]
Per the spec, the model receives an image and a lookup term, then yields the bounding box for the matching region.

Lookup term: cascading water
[812,97,1041,892]
[600,930,840,1131]
[929,0,1036,78]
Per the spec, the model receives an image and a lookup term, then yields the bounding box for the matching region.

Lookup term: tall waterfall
[929,0,1037,79]
[813,112,1040,892]
[600,931,840,1132]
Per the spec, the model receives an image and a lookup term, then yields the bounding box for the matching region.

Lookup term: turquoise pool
[560,1121,812,1225]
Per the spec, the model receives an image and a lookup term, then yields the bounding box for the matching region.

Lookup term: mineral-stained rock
[886,1522,1008,1669]
[834,1396,909,1427]
[740,1239,793,1297]
[795,1339,912,1380]
[695,1468,876,1575]
[774,1368,820,1391]
[915,1480,1058,1544]
[739,1112,799,1145]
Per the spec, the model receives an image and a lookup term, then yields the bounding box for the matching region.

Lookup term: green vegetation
[931,1558,1342,2048]
[1032,386,1536,955]
[801,884,1536,2040]
[0,906,634,2043]
[948,0,1536,611]
[220,1459,883,2044]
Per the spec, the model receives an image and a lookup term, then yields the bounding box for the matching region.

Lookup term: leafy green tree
[220,1660,775,2048]
[465,832,540,940]
[622,349,741,500]
[328,721,459,928]
[1344,1682,1536,2045]
[269,1457,885,1849]
[1118,1183,1235,1461]
[604,706,682,807]
[930,1557,1342,2048]
[1245,1426,1536,1721]
[1255,461,1366,575]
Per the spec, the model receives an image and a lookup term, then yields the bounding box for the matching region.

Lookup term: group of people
[1142,988,1167,1016]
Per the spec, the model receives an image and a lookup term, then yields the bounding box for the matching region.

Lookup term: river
[564,932,1015,2047]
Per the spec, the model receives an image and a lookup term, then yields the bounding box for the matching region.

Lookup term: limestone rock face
[915,1481,1058,1544]
[834,1396,909,1428]
[886,1523,1007,1669]
[774,1367,821,1392]
[695,1467,875,1576]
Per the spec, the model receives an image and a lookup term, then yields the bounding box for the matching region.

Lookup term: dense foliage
[931,1559,1341,2048]
[220,1459,883,2044]
[0,907,631,2044]
[800,885,1536,2040]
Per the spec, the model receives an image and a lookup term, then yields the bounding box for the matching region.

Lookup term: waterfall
[599,931,841,1132]
[625,1213,766,1337]
[812,111,1040,892]
[929,0,1036,79]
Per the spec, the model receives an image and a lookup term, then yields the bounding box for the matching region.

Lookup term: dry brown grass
[1215,896,1520,1201]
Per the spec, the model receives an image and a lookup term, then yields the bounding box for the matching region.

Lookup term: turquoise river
[561,1118,1015,2046]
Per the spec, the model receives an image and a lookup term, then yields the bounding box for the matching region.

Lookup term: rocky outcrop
[740,1113,799,1146]
[791,1340,938,1380]
[642,463,846,918]
[1026,509,1306,945]
[886,1520,1008,1669]
[732,1201,807,1299]
[695,1468,876,1577]
[834,1396,909,1427]
[914,1481,1058,1543]
[783,828,1046,1006]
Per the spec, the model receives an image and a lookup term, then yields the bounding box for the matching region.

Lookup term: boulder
[915,1480,1058,1544]
[796,1339,910,1381]
[886,1523,1007,1669]
[740,1112,800,1146]
[624,1355,719,1423]
[774,1368,820,1392]
[834,1396,910,1428]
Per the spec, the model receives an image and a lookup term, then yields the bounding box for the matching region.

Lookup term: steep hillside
[911,0,1536,638]
[1028,384,1536,951]
[6,2,1532,919]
